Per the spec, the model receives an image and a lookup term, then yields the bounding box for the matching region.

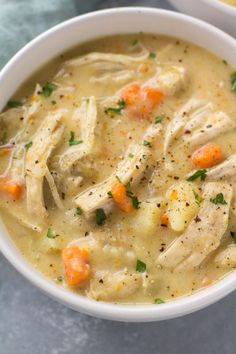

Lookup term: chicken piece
[206,155,236,180]
[183,111,235,147]
[90,69,135,85]
[65,47,149,68]
[75,143,151,217]
[87,270,142,301]
[59,97,98,171]
[25,111,64,223]
[158,182,233,270]
[215,244,236,268]
[164,99,210,155]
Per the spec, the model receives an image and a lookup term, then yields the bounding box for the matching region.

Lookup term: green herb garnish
[187,169,207,182]
[193,190,202,206]
[40,82,57,97]
[96,208,107,225]
[115,175,122,183]
[128,153,134,158]
[56,275,63,283]
[105,99,126,115]
[46,228,59,239]
[107,191,113,198]
[125,182,141,209]
[7,100,22,108]
[25,141,33,150]
[222,59,228,65]
[210,193,227,205]
[155,114,165,124]
[231,71,236,93]
[69,131,83,146]
[136,259,146,273]
[154,298,165,304]
[132,39,138,46]
[149,52,156,59]
[51,100,57,105]
[143,140,152,147]
[75,207,82,215]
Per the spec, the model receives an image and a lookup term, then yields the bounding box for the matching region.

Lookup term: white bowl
[168,0,236,37]
[0,7,236,322]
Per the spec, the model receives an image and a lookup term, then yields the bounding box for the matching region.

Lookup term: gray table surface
[0,1,236,353]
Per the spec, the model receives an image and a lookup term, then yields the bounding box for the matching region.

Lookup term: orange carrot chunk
[160,214,169,227]
[0,147,11,157]
[121,83,164,119]
[62,246,90,286]
[191,142,223,168]
[111,182,134,213]
[0,177,23,200]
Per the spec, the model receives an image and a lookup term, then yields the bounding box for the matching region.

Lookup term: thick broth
[1,34,236,304]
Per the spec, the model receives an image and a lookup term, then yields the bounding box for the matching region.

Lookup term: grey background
[0,1,235,353]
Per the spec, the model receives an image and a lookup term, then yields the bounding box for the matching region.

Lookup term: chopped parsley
[7,100,22,108]
[115,175,122,183]
[96,208,106,225]
[210,193,227,205]
[105,99,126,115]
[222,59,228,65]
[143,140,152,147]
[149,52,156,59]
[193,190,202,206]
[68,131,83,146]
[155,114,165,124]
[51,100,57,105]
[230,231,236,243]
[75,207,82,215]
[187,169,207,182]
[56,275,63,283]
[39,82,57,97]
[107,191,113,198]
[25,141,33,150]
[128,153,134,158]
[231,71,236,93]
[132,39,138,46]
[125,182,141,209]
[154,298,165,304]
[136,259,146,273]
[46,228,59,239]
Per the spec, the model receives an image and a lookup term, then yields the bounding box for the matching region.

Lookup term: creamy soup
[1,34,236,304]
[220,0,236,5]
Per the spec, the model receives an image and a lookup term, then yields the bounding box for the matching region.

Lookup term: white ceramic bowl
[168,0,236,37]
[0,7,236,322]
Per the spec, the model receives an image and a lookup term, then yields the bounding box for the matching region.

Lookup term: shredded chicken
[75,124,161,216]
[65,48,149,68]
[164,99,235,155]
[158,182,233,270]
[215,244,236,268]
[25,111,64,223]
[147,65,187,96]
[87,270,142,301]
[75,143,151,217]
[59,97,98,171]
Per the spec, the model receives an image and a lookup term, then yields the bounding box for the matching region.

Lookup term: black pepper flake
[61,192,65,200]
[194,216,201,223]
[99,279,104,284]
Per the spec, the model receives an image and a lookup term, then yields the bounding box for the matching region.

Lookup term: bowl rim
[202,0,236,13]
[0,6,236,322]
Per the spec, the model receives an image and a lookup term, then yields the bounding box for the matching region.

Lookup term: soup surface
[1,34,236,304]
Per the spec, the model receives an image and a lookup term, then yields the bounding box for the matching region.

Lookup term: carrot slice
[0,147,11,157]
[62,246,90,286]
[0,177,23,200]
[111,182,134,213]
[191,142,223,168]
[121,83,163,119]
[160,214,169,227]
